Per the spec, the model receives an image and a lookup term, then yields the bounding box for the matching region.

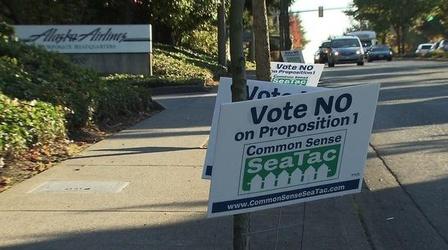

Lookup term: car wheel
[367,59,373,62]
[328,62,335,67]
[387,57,392,61]
[357,61,364,66]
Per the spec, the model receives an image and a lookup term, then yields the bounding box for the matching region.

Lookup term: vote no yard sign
[202,77,326,179]
[270,62,324,87]
[207,83,379,217]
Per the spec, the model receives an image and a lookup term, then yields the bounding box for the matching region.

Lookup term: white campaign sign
[13,25,152,53]
[281,50,305,63]
[202,78,327,179]
[207,83,379,217]
[270,62,324,87]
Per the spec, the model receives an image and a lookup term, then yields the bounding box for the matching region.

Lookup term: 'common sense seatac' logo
[272,76,308,85]
[239,130,345,194]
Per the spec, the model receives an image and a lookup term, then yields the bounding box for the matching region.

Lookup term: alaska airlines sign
[13,25,152,53]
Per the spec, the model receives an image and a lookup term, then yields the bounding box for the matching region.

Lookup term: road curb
[395,57,448,62]
[151,84,217,95]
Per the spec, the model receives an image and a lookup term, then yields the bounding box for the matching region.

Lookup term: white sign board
[208,83,379,217]
[202,78,327,179]
[270,62,324,87]
[13,25,152,53]
[281,50,305,63]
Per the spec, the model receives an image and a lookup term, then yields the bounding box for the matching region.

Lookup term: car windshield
[322,42,330,48]
[421,45,432,49]
[331,39,360,48]
[371,47,390,52]
[361,40,372,47]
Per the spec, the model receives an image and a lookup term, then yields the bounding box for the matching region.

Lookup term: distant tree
[289,15,307,49]
[348,0,434,54]
[416,0,448,39]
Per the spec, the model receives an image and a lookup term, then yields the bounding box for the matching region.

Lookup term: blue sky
[290,0,354,62]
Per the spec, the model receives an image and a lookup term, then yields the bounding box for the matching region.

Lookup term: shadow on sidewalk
[4,176,448,249]
[71,146,201,160]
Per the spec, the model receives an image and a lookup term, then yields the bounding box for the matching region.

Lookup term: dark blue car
[366,45,393,62]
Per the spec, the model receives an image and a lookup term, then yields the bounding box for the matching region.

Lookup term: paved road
[323,60,448,249]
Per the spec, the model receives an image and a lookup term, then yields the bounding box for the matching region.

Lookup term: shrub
[94,80,155,125]
[104,74,205,87]
[0,43,100,130]
[0,25,160,135]
[0,93,66,158]
[154,44,226,82]
[153,49,213,82]
[181,26,219,56]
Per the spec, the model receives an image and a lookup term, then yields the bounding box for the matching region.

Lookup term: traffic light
[318,6,323,17]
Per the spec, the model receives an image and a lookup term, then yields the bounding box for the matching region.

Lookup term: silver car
[327,36,364,67]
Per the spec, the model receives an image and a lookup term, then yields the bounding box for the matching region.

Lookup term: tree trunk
[401,26,406,55]
[252,0,271,81]
[279,0,291,51]
[230,0,249,248]
[217,0,227,67]
[395,25,402,55]
[230,0,247,103]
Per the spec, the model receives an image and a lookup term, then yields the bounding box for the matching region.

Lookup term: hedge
[0,93,66,158]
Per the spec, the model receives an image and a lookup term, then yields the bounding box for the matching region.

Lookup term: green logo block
[272,76,308,86]
[241,144,341,193]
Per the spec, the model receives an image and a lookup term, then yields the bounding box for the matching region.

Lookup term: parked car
[314,40,331,64]
[327,36,364,67]
[430,39,448,53]
[366,45,393,62]
[415,43,434,56]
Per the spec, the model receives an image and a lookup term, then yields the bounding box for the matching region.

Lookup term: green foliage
[153,44,226,82]
[150,0,218,44]
[0,23,157,133]
[0,0,219,45]
[423,50,448,58]
[0,43,100,130]
[0,93,66,157]
[348,0,441,53]
[103,44,228,90]
[94,80,154,124]
[181,26,219,56]
[104,74,205,88]
[0,22,14,40]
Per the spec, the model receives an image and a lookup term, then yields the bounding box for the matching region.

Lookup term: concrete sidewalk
[0,92,446,249]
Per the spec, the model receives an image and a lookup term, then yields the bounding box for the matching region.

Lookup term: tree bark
[394,25,402,55]
[401,26,406,54]
[218,0,227,67]
[230,0,249,248]
[252,0,271,81]
[279,0,291,51]
[230,0,247,103]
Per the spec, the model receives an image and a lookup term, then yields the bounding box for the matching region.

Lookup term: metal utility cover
[29,181,129,193]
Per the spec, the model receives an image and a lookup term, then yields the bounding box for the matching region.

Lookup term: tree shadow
[108,130,210,140]
[373,96,448,131]
[71,146,201,160]
[4,177,448,249]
